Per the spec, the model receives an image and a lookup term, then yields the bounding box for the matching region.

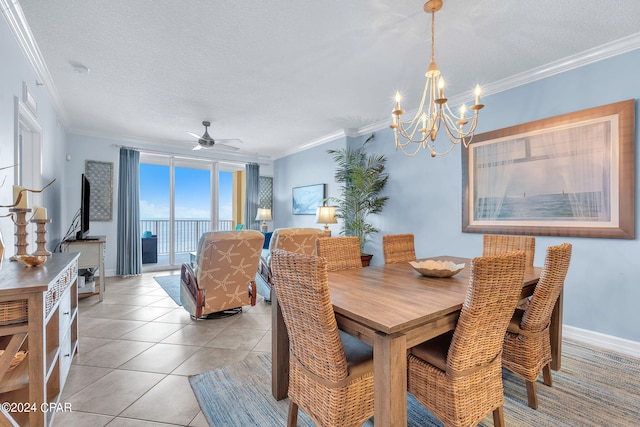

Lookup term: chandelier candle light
[391,0,484,157]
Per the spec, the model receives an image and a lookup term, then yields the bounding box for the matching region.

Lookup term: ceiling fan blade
[210,144,240,152]
[187,131,201,139]
[192,145,203,151]
[216,138,244,145]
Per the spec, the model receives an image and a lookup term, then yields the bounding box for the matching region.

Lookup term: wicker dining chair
[502,242,572,409]
[382,233,416,264]
[483,234,536,310]
[483,234,536,267]
[270,249,374,427]
[316,236,362,271]
[407,251,527,427]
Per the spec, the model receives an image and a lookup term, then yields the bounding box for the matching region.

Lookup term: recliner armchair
[180,230,264,319]
[257,227,324,302]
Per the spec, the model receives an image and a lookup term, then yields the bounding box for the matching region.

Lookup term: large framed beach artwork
[462,100,635,239]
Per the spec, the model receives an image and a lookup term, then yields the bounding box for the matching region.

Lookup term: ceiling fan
[187,121,242,151]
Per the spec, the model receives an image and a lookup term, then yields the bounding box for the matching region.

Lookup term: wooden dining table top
[326,255,542,336]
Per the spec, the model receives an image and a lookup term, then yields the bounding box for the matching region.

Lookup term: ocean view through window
[140,159,235,267]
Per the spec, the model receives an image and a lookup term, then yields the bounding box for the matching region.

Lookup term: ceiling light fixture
[70,62,90,74]
[390,0,483,157]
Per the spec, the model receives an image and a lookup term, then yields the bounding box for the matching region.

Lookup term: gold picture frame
[462,99,635,238]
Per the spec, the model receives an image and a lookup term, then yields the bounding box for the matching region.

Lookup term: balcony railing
[140,219,234,255]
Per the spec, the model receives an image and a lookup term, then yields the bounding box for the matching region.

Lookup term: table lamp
[255,208,272,232]
[315,206,337,237]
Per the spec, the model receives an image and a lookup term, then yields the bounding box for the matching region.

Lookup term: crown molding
[1,0,68,128]
[272,129,351,160]
[286,33,640,157]
[485,32,640,97]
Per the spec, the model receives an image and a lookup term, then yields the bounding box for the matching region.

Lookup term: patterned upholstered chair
[257,227,324,301]
[180,230,264,319]
[502,243,572,409]
[407,251,526,427]
[382,233,416,264]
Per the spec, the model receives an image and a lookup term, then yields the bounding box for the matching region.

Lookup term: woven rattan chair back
[502,242,572,409]
[521,243,572,331]
[483,234,536,267]
[271,250,349,381]
[270,249,374,427]
[316,236,362,271]
[407,251,526,427]
[382,233,416,264]
[447,251,527,374]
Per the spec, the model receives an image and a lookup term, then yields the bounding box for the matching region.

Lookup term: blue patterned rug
[189,341,640,426]
[153,275,181,306]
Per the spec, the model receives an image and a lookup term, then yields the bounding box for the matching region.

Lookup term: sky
[139,164,232,219]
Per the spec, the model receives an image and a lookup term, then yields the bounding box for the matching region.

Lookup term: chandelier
[390,0,484,157]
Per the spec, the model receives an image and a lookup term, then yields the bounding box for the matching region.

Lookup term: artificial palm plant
[327,134,389,255]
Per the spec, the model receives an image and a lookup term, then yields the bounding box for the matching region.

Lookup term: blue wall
[0,17,68,250]
[274,49,640,343]
[274,137,346,234]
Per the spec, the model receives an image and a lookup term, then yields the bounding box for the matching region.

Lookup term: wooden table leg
[271,287,289,400]
[549,289,563,371]
[374,331,407,427]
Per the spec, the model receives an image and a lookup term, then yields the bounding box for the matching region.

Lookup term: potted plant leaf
[327,134,389,266]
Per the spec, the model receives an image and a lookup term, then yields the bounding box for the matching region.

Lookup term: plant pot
[360,253,373,267]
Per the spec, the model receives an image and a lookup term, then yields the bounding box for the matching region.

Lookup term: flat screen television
[76,173,91,240]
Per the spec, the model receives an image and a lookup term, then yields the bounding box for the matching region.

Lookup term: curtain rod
[111,144,269,166]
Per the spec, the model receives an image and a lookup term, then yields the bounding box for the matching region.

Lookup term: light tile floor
[53,271,272,426]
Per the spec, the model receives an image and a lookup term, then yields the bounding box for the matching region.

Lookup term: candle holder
[9,208,31,261]
[31,218,52,257]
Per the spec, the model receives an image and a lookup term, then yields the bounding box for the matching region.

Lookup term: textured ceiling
[14,0,640,159]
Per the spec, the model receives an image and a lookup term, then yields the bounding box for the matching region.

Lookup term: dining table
[271,255,558,427]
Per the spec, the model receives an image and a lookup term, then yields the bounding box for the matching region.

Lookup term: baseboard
[563,325,640,358]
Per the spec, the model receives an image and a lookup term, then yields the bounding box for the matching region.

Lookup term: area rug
[153,275,181,306]
[189,340,640,426]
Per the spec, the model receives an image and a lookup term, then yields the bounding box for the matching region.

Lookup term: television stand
[62,235,106,302]
[67,235,100,242]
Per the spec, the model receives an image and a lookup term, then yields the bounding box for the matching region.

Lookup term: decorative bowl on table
[15,255,48,267]
[409,259,465,278]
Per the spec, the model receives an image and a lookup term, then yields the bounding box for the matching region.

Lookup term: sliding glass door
[139,154,240,271]
[173,162,213,265]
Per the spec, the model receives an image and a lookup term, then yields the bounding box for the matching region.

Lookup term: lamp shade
[255,208,272,221]
[315,206,337,224]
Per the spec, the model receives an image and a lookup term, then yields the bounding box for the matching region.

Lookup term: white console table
[62,236,106,302]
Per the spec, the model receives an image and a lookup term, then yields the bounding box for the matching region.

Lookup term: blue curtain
[245,163,260,230]
[116,148,141,275]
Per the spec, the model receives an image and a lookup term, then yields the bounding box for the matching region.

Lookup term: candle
[474,84,482,105]
[13,185,27,209]
[438,77,445,99]
[394,92,402,112]
[33,206,47,220]
[459,104,467,120]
